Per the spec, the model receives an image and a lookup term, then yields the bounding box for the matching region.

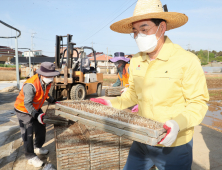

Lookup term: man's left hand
[159,120,180,147]
[37,113,46,124]
[51,99,61,104]
[51,99,57,104]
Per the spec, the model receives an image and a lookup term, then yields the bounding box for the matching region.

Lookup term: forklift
[49,34,103,100]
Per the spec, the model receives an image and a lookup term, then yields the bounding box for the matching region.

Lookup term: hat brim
[36,69,60,77]
[110,12,188,33]
[109,57,130,63]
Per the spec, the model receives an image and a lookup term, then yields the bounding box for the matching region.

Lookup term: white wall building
[23,50,42,57]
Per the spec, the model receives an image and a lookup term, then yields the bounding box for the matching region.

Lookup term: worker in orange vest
[110,52,130,88]
[14,62,59,168]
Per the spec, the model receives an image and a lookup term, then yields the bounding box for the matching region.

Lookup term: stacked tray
[54,122,90,170]
[105,86,125,96]
[79,124,120,169]
[55,101,166,146]
[120,137,133,169]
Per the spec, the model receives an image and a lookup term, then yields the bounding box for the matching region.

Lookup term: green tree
[216,56,222,62]
[197,50,208,63]
[218,51,222,56]
[209,53,215,62]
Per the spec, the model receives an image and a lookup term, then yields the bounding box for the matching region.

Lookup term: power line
[80,0,137,43]
[88,0,132,32]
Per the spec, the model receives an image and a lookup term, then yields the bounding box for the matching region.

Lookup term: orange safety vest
[14,74,51,113]
[118,64,130,87]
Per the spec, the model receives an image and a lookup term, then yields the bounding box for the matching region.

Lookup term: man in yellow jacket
[90,0,209,169]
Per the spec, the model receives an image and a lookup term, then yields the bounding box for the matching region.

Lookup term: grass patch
[209,92,218,97]
[209,91,222,97]
[0,64,20,68]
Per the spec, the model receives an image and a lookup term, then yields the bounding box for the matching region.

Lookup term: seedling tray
[55,101,166,138]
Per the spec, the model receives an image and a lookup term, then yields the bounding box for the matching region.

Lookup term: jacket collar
[157,36,173,61]
[139,36,174,62]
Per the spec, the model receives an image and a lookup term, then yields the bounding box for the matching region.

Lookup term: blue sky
[0,0,222,57]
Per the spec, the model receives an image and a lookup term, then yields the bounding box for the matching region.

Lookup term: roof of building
[87,52,103,57]
[10,57,55,64]
[24,50,42,52]
[89,54,112,61]
[0,46,23,55]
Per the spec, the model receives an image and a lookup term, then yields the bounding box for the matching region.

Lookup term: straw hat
[110,0,188,33]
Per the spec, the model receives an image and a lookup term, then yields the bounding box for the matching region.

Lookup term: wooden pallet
[105,86,125,96]
[54,122,133,170]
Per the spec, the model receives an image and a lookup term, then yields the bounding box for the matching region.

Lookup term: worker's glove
[37,113,46,124]
[51,99,57,104]
[90,98,112,107]
[121,88,128,94]
[158,120,180,147]
[51,99,61,104]
[132,104,139,112]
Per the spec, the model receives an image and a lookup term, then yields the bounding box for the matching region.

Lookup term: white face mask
[43,77,54,85]
[135,25,163,53]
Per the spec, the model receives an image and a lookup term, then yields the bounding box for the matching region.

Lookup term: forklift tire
[49,85,63,101]
[97,84,102,97]
[70,84,86,100]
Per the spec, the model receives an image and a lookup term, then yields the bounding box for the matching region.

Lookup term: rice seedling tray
[55,101,166,139]
[55,109,165,146]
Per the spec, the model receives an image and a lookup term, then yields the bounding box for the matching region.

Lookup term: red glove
[90,98,111,106]
[132,104,139,112]
[37,113,45,124]
[158,120,179,147]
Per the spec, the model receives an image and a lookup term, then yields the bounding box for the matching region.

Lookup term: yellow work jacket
[110,36,209,147]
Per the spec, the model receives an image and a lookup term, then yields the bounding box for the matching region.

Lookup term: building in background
[89,54,116,74]
[0,46,22,64]
[23,50,43,57]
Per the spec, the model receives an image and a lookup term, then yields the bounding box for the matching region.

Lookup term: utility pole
[91,41,95,48]
[187,43,190,51]
[31,32,36,56]
[208,48,209,63]
[29,49,31,76]
[107,47,108,74]
[15,31,20,89]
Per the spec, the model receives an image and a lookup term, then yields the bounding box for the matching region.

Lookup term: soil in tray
[55,122,88,149]
[59,101,163,130]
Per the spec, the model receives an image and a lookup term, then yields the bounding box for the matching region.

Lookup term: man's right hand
[90,98,112,107]
[37,113,45,124]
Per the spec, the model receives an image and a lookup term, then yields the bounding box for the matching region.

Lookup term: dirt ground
[103,74,118,86]
[206,78,222,89]
[0,67,16,70]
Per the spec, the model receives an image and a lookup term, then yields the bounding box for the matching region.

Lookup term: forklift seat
[89,67,96,73]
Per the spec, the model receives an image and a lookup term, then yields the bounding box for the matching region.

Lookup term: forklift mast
[52,34,102,100]
[55,34,75,69]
